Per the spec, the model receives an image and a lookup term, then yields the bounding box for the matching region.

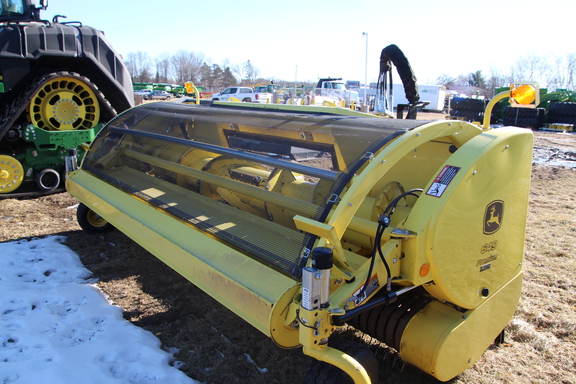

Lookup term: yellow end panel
[400,272,523,381]
[404,127,533,309]
[327,120,483,251]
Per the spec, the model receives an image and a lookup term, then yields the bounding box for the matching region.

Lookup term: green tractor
[0,0,133,197]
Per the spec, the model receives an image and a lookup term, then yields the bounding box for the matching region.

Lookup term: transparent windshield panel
[82,103,423,277]
[1,0,24,14]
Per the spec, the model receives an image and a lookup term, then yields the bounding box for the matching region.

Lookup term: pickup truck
[211,87,272,103]
[315,78,360,108]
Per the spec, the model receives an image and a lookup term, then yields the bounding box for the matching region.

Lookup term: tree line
[126,50,576,97]
[436,52,576,98]
[124,50,264,88]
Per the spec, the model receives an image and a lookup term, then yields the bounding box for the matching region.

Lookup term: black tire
[546,115,576,125]
[451,109,483,122]
[460,98,486,112]
[302,338,379,384]
[76,202,114,233]
[548,102,576,117]
[449,97,465,111]
[242,98,251,102]
[503,116,540,129]
[504,106,541,119]
[453,98,487,112]
[503,108,545,129]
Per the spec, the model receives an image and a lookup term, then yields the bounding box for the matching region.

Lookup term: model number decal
[480,240,498,254]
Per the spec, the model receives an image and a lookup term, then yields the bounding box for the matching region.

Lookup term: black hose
[379,44,420,105]
[355,189,423,300]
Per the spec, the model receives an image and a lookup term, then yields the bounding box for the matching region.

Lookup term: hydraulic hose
[379,44,420,104]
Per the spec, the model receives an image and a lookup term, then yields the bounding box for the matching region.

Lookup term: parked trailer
[359,84,446,112]
[68,91,534,383]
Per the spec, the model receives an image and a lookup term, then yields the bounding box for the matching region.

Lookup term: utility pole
[362,32,368,112]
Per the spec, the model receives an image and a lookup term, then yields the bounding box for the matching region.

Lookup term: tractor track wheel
[302,338,379,384]
[0,154,24,193]
[27,73,101,131]
[76,202,115,233]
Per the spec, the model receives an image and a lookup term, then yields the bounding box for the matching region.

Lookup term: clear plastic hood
[81,102,427,277]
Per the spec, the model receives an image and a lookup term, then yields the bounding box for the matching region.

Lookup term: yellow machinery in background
[66,86,535,383]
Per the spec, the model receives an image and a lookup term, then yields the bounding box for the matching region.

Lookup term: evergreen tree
[222,67,237,88]
[468,70,486,89]
[211,64,224,87]
[199,62,212,86]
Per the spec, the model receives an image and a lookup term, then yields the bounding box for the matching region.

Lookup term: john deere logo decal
[484,200,503,235]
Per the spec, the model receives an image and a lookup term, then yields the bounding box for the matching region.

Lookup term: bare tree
[125,51,152,83]
[513,53,547,83]
[484,66,513,97]
[171,50,205,84]
[243,60,260,84]
[436,74,457,88]
[566,53,576,91]
[155,53,172,84]
[221,58,232,71]
[231,63,244,84]
[552,53,576,91]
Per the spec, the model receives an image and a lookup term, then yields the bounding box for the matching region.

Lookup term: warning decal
[353,275,379,306]
[426,165,461,198]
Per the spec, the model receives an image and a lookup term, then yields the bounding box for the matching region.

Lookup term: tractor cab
[0,0,46,22]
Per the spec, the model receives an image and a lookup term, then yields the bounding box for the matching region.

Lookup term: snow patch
[0,236,197,384]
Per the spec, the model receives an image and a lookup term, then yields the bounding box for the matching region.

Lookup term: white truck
[211,86,272,103]
[314,78,360,108]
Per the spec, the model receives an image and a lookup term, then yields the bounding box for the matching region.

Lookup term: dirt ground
[1,124,575,384]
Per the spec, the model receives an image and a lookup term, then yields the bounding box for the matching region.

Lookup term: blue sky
[47,0,575,84]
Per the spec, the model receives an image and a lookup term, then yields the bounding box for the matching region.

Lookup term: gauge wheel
[0,154,24,194]
[28,74,101,131]
[76,202,114,233]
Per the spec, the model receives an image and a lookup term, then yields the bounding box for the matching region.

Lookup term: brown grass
[1,161,575,383]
